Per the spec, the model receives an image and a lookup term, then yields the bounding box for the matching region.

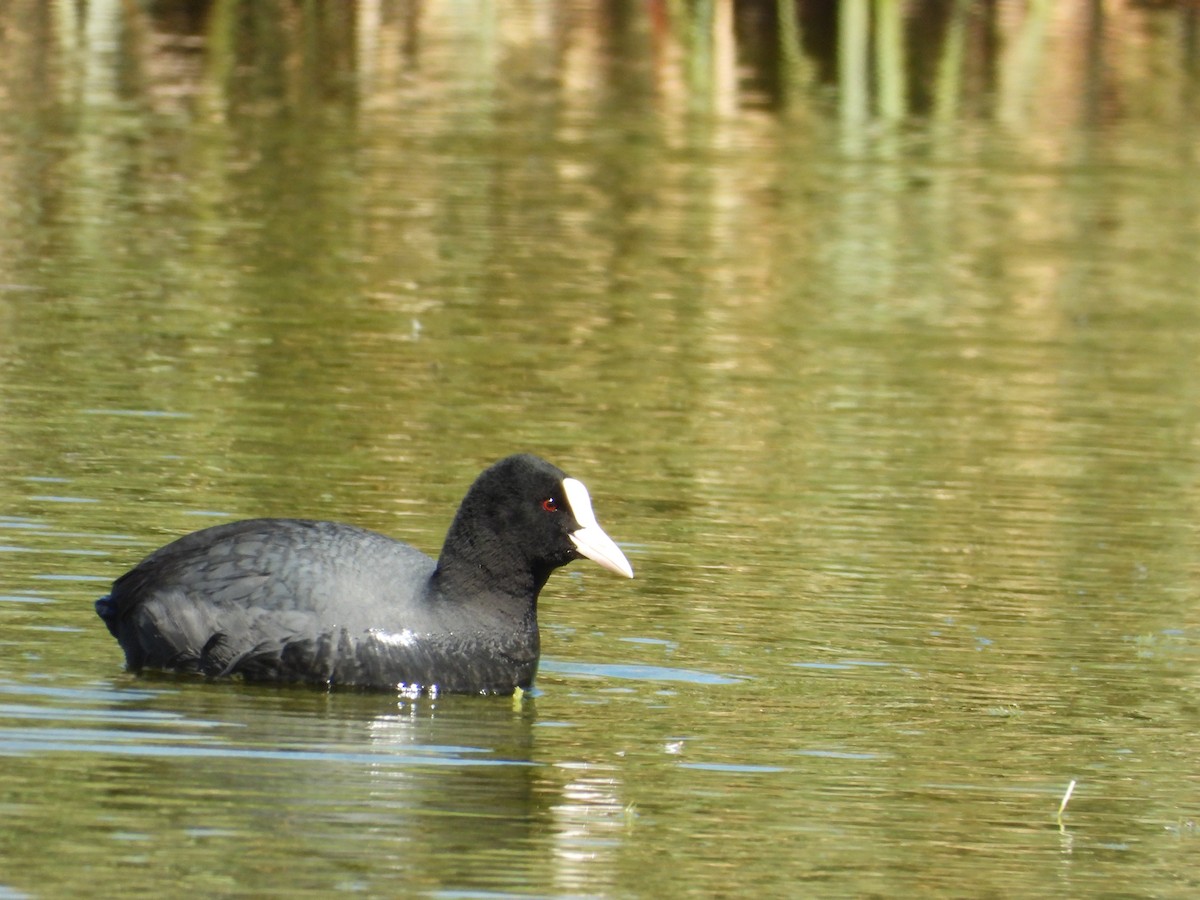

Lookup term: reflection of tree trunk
[875,0,907,122]
[839,0,870,132]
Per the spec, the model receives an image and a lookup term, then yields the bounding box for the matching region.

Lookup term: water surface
[2,2,1200,896]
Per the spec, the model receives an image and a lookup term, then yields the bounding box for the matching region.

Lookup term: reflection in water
[542,657,743,685]
[550,762,625,897]
[2,1,1200,898]
[0,681,561,891]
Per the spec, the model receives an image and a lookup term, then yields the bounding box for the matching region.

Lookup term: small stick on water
[1057,779,1077,820]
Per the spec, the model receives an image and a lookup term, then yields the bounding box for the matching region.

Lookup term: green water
[2,2,1199,896]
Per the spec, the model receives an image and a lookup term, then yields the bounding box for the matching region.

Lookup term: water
[2,1,1200,896]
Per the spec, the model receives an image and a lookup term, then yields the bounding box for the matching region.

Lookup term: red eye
[542,498,558,512]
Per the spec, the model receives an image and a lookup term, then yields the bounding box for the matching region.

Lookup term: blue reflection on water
[541,658,743,685]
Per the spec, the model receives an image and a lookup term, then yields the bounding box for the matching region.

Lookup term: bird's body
[95,455,632,694]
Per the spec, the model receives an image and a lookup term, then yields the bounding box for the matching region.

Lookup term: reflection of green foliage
[1131,630,1192,661]
[2,5,1200,898]
[985,704,1023,719]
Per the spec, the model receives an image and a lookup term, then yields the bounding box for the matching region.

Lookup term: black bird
[95,454,633,695]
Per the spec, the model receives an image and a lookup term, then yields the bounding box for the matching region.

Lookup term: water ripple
[541,659,743,685]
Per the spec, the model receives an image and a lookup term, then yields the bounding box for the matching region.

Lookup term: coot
[95,454,633,694]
